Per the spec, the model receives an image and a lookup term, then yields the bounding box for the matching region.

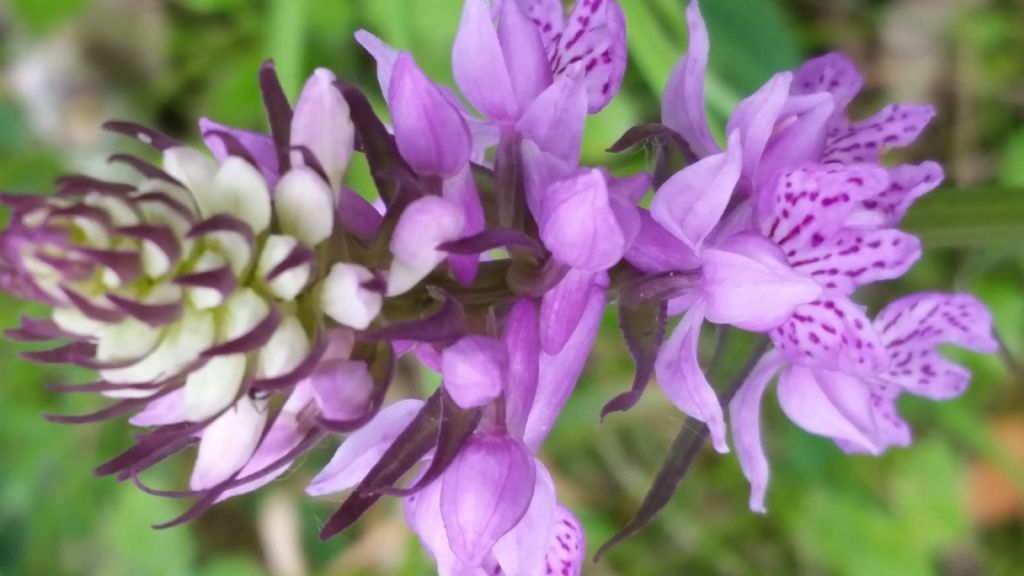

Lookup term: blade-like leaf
[319,391,444,540]
[901,187,1024,248]
[602,298,667,418]
[595,337,770,561]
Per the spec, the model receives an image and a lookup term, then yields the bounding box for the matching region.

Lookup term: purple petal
[837,385,911,454]
[525,274,607,450]
[218,386,312,500]
[771,296,888,376]
[389,53,472,178]
[650,132,742,253]
[492,460,557,576]
[453,0,520,122]
[502,299,541,438]
[199,118,279,186]
[291,69,355,190]
[442,335,509,409]
[539,169,626,273]
[129,389,187,427]
[661,1,719,157]
[758,163,889,257]
[404,478,461,574]
[306,399,425,496]
[442,166,486,285]
[824,104,936,164]
[789,228,921,295]
[701,233,821,332]
[624,209,701,274]
[309,359,375,421]
[441,433,536,567]
[777,365,881,454]
[755,93,835,188]
[849,161,943,228]
[190,397,268,490]
[521,140,577,218]
[354,29,400,97]
[726,73,792,185]
[338,186,384,242]
[388,196,466,296]
[550,0,627,113]
[540,268,600,354]
[654,304,728,453]
[728,350,783,513]
[517,65,587,166]
[498,0,554,112]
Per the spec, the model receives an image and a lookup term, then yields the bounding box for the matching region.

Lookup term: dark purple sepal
[374,389,481,497]
[0,192,46,212]
[103,120,182,151]
[45,378,166,394]
[336,81,417,207]
[94,420,204,476]
[43,396,152,424]
[55,174,135,196]
[318,390,444,541]
[109,153,183,186]
[174,266,237,298]
[259,60,294,173]
[265,242,315,282]
[619,270,699,308]
[59,286,127,323]
[359,296,465,345]
[46,204,113,230]
[107,293,184,327]
[116,224,182,267]
[507,258,570,298]
[606,123,698,188]
[439,228,544,258]
[5,316,73,342]
[187,214,255,243]
[337,187,383,243]
[20,341,97,365]
[36,254,96,282]
[72,247,142,284]
[133,192,198,223]
[203,130,261,170]
[201,308,281,357]
[288,145,332,186]
[601,298,667,419]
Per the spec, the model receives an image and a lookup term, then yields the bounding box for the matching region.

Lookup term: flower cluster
[0,0,997,573]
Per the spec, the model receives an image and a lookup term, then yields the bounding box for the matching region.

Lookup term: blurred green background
[2,0,1024,574]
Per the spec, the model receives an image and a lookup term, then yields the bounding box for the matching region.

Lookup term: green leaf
[902,187,1024,247]
[266,0,307,99]
[10,0,88,33]
[199,557,268,576]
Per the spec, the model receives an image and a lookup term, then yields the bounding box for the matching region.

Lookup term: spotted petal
[549,0,627,113]
[759,164,889,257]
[789,228,921,295]
[771,296,888,376]
[824,104,936,164]
[874,292,997,399]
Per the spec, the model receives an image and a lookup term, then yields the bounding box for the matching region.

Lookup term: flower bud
[320,263,382,330]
